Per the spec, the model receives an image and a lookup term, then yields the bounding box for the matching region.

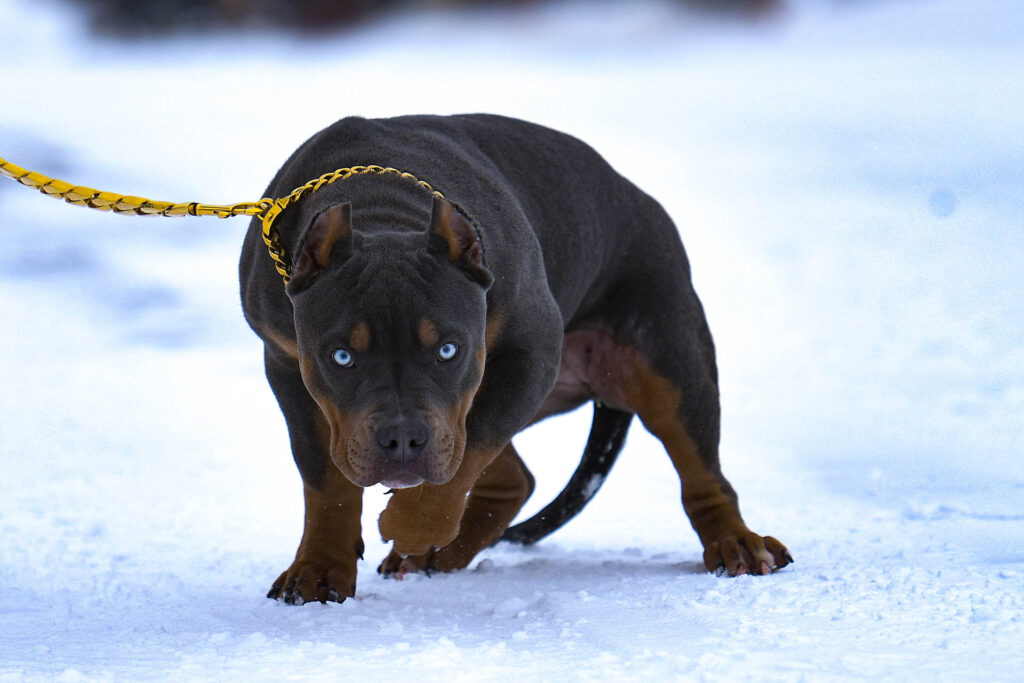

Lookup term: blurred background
[1,0,1022,677]
[5,0,1017,489]
[72,0,785,34]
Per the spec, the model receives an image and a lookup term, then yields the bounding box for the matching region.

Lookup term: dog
[239,114,792,604]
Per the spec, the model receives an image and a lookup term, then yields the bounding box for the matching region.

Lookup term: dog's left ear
[427,196,492,289]
[288,202,353,293]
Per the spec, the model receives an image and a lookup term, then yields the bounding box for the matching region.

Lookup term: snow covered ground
[1,0,1022,679]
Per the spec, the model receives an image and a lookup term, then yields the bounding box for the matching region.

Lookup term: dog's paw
[267,559,357,605]
[703,532,793,577]
[378,497,462,559]
[377,537,485,579]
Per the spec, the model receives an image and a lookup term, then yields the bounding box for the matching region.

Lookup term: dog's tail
[501,402,634,545]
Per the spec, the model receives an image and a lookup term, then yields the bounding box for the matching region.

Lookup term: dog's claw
[704,531,792,578]
[267,559,357,605]
[378,548,438,578]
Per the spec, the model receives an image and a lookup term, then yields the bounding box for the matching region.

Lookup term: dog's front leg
[378,330,562,571]
[377,442,503,560]
[378,441,533,576]
[264,348,364,604]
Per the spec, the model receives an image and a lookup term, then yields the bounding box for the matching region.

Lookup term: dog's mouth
[369,442,459,488]
[380,471,426,489]
[329,413,462,488]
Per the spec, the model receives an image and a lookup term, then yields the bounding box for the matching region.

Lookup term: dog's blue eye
[438,343,458,361]
[332,349,354,367]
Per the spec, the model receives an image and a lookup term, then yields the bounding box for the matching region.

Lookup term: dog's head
[286,196,492,488]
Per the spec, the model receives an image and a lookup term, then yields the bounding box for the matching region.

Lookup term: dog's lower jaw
[344,439,466,488]
[379,462,459,488]
[336,451,460,489]
[381,472,424,489]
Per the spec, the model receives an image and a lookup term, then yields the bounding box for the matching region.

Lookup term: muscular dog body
[239,114,791,604]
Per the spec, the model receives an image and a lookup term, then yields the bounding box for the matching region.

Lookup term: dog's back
[242,113,691,332]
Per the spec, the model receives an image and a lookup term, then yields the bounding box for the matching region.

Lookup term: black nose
[375,416,430,462]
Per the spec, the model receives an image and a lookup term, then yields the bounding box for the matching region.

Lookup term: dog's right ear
[427,196,492,289]
[287,202,353,293]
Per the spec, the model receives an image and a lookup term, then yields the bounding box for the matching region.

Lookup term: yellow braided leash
[0,157,444,284]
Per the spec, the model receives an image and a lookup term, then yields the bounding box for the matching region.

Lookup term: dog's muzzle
[373,413,435,488]
[375,414,430,460]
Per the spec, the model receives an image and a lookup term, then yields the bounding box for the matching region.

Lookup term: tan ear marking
[310,203,352,268]
[428,195,461,262]
[290,203,353,288]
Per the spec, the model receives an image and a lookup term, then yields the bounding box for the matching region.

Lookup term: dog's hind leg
[378,441,534,576]
[612,338,792,577]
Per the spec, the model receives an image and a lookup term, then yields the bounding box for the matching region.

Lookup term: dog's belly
[532,329,632,423]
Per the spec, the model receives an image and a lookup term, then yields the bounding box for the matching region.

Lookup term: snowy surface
[2,0,1023,679]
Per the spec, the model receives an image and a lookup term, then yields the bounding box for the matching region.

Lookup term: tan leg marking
[379,441,533,576]
[376,442,495,558]
[597,341,792,576]
[268,410,365,604]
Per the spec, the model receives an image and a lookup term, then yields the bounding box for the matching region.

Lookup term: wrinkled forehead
[293,237,487,345]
